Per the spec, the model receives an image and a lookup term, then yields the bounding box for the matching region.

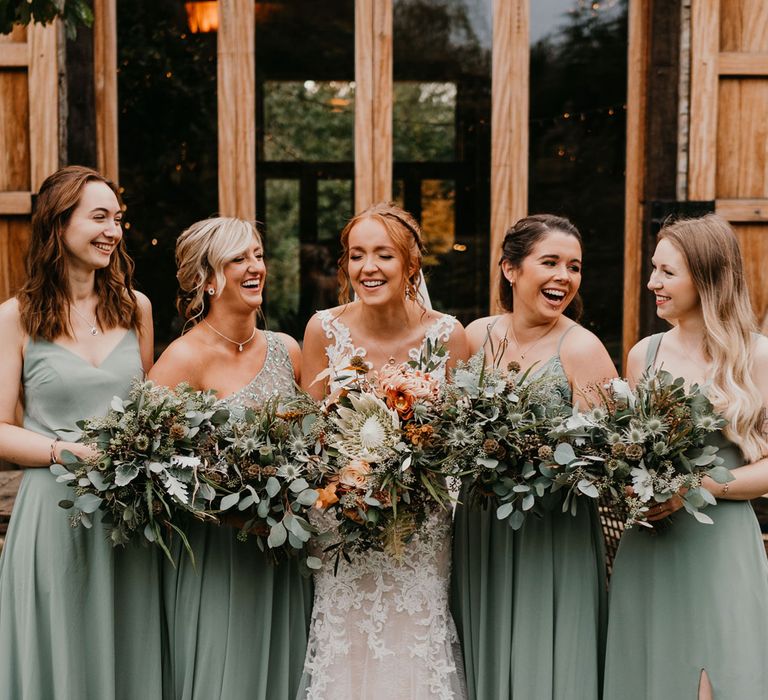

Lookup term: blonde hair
[175,217,262,323]
[337,202,425,306]
[659,214,768,461]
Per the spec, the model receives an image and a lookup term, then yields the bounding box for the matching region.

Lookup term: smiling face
[648,237,700,322]
[346,217,409,307]
[214,234,267,311]
[502,230,582,321]
[61,181,123,272]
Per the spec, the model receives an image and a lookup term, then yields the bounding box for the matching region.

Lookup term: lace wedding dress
[297,310,467,700]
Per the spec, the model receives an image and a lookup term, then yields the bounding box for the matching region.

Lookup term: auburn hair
[17,166,139,341]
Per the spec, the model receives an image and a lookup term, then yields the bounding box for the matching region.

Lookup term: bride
[298,203,469,699]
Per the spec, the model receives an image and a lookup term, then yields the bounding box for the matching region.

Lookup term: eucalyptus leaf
[306,556,322,570]
[266,476,281,498]
[577,479,599,499]
[554,442,576,465]
[297,489,319,507]
[289,478,309,493]
[267,521,287,548]
[87,470,109,490]
[74,493,103,513]
[220,492,241,511]
[496,502,515,520]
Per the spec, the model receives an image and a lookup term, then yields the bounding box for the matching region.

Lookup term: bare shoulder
[275,331,301,358]
[0,297,22,329]
[135,290,152,315]
[627,336,653,367]
[149,332,206,387]
[465,314,502,352]
[559,324,610,361]
[751,334,768,369]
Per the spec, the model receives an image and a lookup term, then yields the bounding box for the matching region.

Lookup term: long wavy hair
[175,217,263,326]
[17,166,139,340]
[337,202,426,307]
[498,214,583,320]
[659,214,768,461]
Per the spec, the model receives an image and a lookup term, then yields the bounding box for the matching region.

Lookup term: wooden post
[218,0,256,219]
[93,0,118,183]
[688,0,719,200]
[621,0,652,367]
[355,0,392,213]
[489,0,528,313]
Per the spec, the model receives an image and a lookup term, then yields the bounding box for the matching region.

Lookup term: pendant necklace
[506,318,559,360]
[203,319,257,352]
[70,304,99,336]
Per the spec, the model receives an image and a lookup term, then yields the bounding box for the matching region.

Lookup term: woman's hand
[54,441,101,464]
[644,493,685,521]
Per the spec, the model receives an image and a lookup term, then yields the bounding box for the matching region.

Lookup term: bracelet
[722,481,730,496]
[49,438,60,465]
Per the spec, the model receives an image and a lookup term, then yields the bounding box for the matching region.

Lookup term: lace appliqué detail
[300,509,466,700]
[317,309,457,391]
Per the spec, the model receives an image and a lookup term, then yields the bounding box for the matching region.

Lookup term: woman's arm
[301,314,330,401]
[135,292,155,374]
[0,300,95,466]
[702,336,768,500]
[444,319,470,371]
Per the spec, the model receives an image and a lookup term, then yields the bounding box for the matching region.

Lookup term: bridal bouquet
[52,379,230,561]
[314,342,452,562]
[193,393,323,569]
[550,369,731,528]
[441,351,569,529]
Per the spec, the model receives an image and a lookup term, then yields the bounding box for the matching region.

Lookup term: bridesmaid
[148,217,311,700]
[0,166,160,698]
[451,214,617,699]
[603,215,768,699]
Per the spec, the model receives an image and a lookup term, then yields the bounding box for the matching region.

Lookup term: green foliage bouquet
[314,343,453,563]
[441,351,570,529]
[193,393,323,570]
[550,368,732,528]
[51,379,230,561]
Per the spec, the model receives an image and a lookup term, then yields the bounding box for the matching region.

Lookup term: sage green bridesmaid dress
[603,333,768,699]
[162,331,312,700]
[451,326,607,699]
[0,330,165,700]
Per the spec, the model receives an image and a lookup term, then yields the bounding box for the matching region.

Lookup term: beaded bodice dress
[298,310,467,700]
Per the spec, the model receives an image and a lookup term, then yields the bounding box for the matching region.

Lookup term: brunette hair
[175,217,263,323]
[498,213,583,320]
[658,214,768,461]
[337,203,426,306]
[17,165,139,340]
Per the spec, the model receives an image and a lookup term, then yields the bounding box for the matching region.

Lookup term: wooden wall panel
[0,219,31,301]
[733,223,768,323]
[720,0,768,52]
[716,79,768,198]
[0,73,30,191]
[93,0,118,183]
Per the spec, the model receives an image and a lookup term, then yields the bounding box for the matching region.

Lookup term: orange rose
[315,481,339,510]
[385,388,416,420]
[376,365,440,419]
[338,459,371,489]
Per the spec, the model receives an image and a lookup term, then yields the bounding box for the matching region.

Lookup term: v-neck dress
[162,331,312,700]
[603,333,768,699]
[0,329,165,700]
[450,324,608,700]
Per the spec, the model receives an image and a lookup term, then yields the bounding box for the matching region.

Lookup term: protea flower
[331,392,400,462]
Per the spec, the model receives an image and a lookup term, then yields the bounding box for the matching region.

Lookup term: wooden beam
[716,199,768,222]
[621,0,651,367]
[0,44,28,67]
[489,0,528,313]
[0,192,32,215]
[218,0,256,219]
[27,22,58,191]
[355,0,392,213]
[688,0,719,200]
[719,51,768,75]
[93,0,118,183]
[371,0,392,205]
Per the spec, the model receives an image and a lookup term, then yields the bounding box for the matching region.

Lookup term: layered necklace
[203,319,257,352]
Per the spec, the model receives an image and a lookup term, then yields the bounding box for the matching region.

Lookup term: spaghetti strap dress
[603,332,768,699]
[451,323,607,700]
[0,330,165,700]
[162,331,312,700]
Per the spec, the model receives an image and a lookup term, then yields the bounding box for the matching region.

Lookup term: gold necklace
[203,319,257,352]
[70,304,99,336]
[505,318,559,360]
